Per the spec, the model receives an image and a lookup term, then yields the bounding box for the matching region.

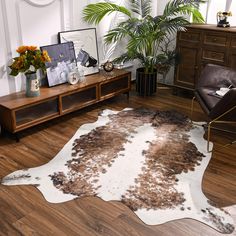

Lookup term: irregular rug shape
[1,108,235,234]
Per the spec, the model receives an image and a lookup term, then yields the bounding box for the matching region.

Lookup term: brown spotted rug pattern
[1,108,235,234]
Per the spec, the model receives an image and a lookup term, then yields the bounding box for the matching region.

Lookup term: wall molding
[0,0,16,94]
[23,0,56,7]
[16,0,66,45]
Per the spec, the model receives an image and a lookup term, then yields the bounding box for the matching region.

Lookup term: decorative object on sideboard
[217,11,232,27]
[40,42,77,87]
[58,28,99,76]
[68,67,80,85]
[83,0,205,96]
[8,45,51,97]
[103,60,114,72]
[25,72,40,97]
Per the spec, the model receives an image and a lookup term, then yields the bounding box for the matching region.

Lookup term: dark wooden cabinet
[174,24,236,90]
[0,69,131,134]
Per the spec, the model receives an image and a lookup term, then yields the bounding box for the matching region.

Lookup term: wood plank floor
[0,86,235,236]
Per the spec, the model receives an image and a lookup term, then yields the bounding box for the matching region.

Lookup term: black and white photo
[58,28,99,76]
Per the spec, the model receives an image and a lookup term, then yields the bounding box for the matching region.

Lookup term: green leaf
[130,0,152,17]
[9,69,19,76]
[83,3,131,25]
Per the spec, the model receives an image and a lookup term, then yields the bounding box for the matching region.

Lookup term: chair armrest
[209,88,236,120]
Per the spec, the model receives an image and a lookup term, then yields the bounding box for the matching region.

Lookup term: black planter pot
[136,68,157,96]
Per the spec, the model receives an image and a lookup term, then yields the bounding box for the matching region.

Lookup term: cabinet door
[174,43,201,90]
[15,98,59,132]
[61,86,98,114]
[100,75,130,99]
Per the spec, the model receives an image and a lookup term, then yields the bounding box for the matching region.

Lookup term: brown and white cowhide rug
[1,108,235,234]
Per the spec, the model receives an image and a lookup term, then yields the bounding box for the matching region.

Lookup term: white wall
[0,0,91,96]
[0,0,11,95]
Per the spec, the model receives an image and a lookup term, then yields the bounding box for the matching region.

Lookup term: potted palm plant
[83,0,205,96]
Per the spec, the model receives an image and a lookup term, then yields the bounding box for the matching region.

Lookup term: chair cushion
[195,87,221,112]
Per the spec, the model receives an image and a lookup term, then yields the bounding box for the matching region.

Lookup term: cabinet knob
[212,38,217,42]
[211,52,218,57]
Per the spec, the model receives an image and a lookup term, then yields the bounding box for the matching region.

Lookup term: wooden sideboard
[174,24,236,90]
[0,69,131,134]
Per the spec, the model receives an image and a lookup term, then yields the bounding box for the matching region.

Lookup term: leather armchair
[191,63,236,152]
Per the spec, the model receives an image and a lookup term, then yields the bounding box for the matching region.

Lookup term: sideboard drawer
[203,32,228,46]
[178,30,201,43]
[202,49,226,63]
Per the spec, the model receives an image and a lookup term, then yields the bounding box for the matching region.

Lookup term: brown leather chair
[191,63,236,152]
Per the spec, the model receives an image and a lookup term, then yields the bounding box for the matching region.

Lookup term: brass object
[191,96,236,152]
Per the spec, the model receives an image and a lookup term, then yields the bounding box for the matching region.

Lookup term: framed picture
[58,28,99,76]
[40,42,77,87]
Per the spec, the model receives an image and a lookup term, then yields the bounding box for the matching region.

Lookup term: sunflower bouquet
[9,45,51,76]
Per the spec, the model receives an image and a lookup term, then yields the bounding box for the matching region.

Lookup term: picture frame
[58,28,99,76]
[40,42,77,87]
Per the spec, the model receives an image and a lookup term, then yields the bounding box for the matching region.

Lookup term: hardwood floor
[0,86,235,236]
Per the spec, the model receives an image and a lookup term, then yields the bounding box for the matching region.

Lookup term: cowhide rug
[1,108,235,234]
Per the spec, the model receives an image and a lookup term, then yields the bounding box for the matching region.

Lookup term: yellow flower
[27,46,38,51]
[14,56,24,69]
[16,46,28,54]
[42,50,51,62]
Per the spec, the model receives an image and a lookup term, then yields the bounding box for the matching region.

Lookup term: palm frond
[127,36,147,53]
[112,52,143,64]
[104,27,129,44]
[163,0,206,23]
[191,7,205,23]
[104,18,140,44]
[129,0,152,17]
[159,17,190,34]
[83,3,131,25]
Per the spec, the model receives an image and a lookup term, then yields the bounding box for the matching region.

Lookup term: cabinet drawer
[178,30,201,43]
[202,49,226,63]
[203,33,228,46]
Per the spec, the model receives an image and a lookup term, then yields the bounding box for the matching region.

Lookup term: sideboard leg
[0,127,20,142]
[126,91,130,100]
[15,133,20,142]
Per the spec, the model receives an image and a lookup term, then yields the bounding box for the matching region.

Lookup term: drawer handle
[212,38,217,42]
[211,53,218,57]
